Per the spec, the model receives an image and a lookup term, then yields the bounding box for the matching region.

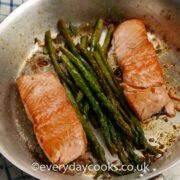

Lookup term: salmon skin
[114,19,175,121]
[17,72,87,165]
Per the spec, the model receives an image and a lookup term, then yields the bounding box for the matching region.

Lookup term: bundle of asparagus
[45,18,160,176]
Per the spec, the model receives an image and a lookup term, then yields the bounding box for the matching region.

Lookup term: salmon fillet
[17,72,87,165]
[114,19,175,120]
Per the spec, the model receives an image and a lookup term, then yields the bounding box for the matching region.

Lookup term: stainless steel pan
[0,0,180,179]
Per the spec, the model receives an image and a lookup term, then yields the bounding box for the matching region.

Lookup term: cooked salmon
[17,72,87,165]
[114,19,175,120]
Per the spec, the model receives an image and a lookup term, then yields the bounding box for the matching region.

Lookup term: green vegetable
[83,100,90,116]
[90,18,104,52]
[45,20,159,172]
[122,134,144,165]
[107,119,129,164]
[102,24,114,55]
[61,54,116,154]
[78,45,133,129]
[77,44,112,96]
[57,20,97,78]
[45,31,76,90]
[76,90,84,103]
[59,45,133,138]
[57,20,79,56]
[45,30,106,164]
[96,43,158,154]
[59,45,100,87]
[94,47,120,99]
[64,83,107,164]
[80,35,88,49]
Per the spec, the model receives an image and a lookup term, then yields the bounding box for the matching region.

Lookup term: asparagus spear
[80,35,88,49]
[64,83,107,164]
[59,45,133,138]
[83,100,90,116]
[102,24,114,55]
[94,49,118,88]
[88,111,100,129]
[96,43,127,105]
[77,44,113,97]
[107,119,129,164]
[76,89,99,130]
[57,20,79,56]
[96,43,117,85]
[130,114,160,154]
[76,90,84,103]
[78,95,99,130]
[94,49,121,100]
[61,54,116,154]
[90,18,104,52]
[122,136,143,165]
[45,31,77,91]
[57,20,97,79]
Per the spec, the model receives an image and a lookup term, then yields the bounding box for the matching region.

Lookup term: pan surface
[0,0,180,179]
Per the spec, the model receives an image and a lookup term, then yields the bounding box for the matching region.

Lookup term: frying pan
[0,0,180,179]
